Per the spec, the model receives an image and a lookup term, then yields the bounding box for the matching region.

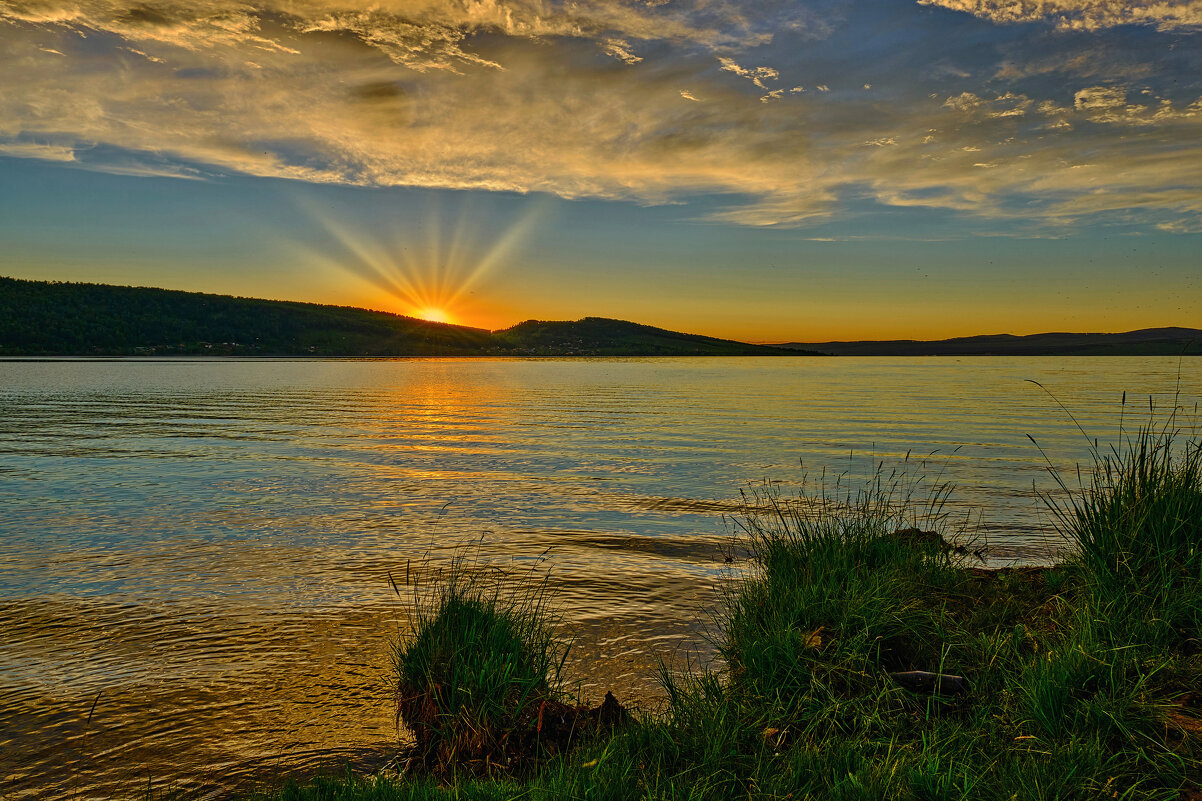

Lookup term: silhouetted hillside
[778,328,1202,356]
[494,317,799,356]
[0,276,497,356]
[0,277,806,357]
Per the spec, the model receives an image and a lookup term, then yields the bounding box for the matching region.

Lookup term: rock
[399,689,630,777]
[888,528,974,557]
[592,691,630,731]
[532,694,625,745]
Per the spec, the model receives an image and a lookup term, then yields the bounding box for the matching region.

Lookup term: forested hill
[0,277,804,357]
[777,328,1202,356]
[494,317,795,356]
[0,276,497,356]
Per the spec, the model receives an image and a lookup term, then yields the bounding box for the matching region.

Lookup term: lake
[1,356,1197,799]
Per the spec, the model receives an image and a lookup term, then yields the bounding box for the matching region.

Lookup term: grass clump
[1046,424,1202,650]
[393,553,567,777]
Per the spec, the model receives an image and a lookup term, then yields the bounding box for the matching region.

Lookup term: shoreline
[234,430,1200,801]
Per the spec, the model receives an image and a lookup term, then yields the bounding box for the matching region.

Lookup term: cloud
[0,0,802,72]
[1,0,1201,234]
[943,91,981,111]
[918,0,1202,31]
[989,92,1031,117]
[717,57,778,88]
[1075,85,1127,111]
[1065,85,1202,125]
[1157,217,1202,233]
[994,47,1155,81]
[716,56,787,103]
[602,38,642,65]
[943,91,1032,118]
[0,140,76,161]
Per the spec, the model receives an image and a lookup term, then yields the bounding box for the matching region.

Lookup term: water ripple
[0,356,1197,798]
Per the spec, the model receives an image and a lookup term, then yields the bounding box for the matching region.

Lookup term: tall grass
[393,550,567,776]
[1021,406,1202,796]
[1045,425,1202,649]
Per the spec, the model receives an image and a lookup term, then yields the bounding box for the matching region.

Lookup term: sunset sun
[415,306,451,324]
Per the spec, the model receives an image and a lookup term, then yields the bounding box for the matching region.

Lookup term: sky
[1,0,1201,342]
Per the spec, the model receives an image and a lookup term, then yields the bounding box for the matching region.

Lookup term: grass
[239,425,1201,801]
[392,550,569,777]
[1044,425,1202,651]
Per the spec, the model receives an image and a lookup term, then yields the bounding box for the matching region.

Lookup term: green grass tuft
[394,551,567,777]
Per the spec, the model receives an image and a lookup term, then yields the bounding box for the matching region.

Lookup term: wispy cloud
[919,0,1202,31]
[0,141,76,161]
[1,0,1201,233]
[602,38,643,65]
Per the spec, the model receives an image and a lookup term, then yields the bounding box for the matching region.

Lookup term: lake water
[1,357,1197,799]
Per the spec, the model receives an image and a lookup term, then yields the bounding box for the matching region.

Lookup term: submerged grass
[242,422,1201,801]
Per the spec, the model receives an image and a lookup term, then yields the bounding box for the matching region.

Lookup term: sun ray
[444,198,550,308]
[286,192,545,325]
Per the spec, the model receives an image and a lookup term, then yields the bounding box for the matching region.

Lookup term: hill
[0,276,498,357]
[777,328,1202,356]
[494,317,794,356]
[0,277,805,357]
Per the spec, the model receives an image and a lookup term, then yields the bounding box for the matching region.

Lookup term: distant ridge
[777,328,1202,356]
[495,317,793,356]
[0,276,806,357]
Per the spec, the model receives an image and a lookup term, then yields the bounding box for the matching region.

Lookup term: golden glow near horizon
[284,194,547,331]
[415,307,452,324]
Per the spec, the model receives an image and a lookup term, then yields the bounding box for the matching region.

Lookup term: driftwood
[888,670,970,695]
